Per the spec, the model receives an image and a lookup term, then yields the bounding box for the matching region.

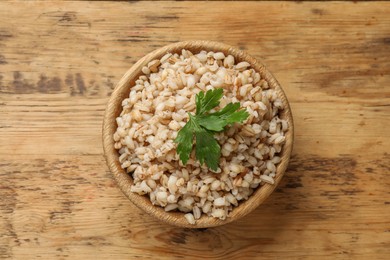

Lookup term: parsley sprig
[174,88,249,171]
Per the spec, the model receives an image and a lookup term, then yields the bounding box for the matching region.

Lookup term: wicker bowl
[103,40,293,228]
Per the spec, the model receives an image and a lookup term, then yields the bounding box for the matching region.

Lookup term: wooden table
[1,1,389,259]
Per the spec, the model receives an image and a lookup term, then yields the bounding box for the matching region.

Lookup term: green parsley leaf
[197,102,249,132]
[197,115,226,132]
[195,128,220,171]
[174,116,195,165]
[195,88,223,115]
[174,88,249,171]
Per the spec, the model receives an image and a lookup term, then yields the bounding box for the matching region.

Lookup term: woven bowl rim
[102,40,294,228]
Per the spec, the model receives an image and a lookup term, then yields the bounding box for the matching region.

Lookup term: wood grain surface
[0,1,389,259]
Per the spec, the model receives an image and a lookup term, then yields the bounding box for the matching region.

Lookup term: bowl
[103,40,293,228]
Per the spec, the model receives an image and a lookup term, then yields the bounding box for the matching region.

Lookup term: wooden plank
[0,1,389,259]
[1,154,389,259]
